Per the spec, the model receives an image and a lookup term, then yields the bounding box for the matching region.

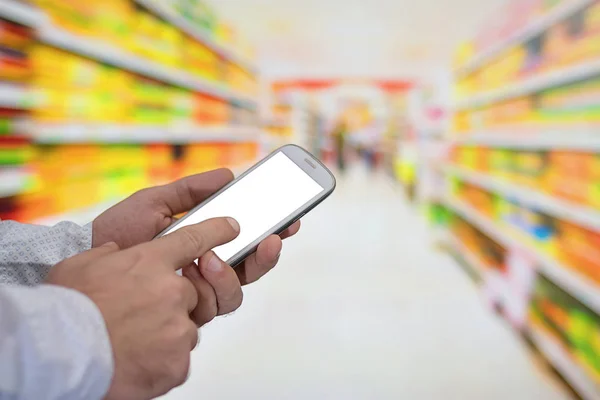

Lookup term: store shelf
[451,128,600,151]
[30,124,261,144]
[134,0,256,74]
[0,0,47,27]
[447,234,490,279]
[528,324,600,400]
[0,168,32,198]
[444,196,600,315]
[36,25,256,105]
[455,0,593,77]
[445,196,520,255]
[447,233,515,310]
[0,1,256,104]
[444,164,600,232]
[455,57,600,110]
[0,83,34,109]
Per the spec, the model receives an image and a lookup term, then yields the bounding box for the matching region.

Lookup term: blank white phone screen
[163,152,324,262]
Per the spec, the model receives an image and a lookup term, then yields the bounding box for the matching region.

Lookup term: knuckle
[128,248,145,265]
[174,318,192,340]
[132,187,154,202]
[219,288,243,316]
[163,277,186,305]
[188,323,199,350]
[179,227,205,251]
[207,218,235,238]
[229,290,244,312]
[165,354,190,388]
[193,299,217,327]
[205,303,218,324]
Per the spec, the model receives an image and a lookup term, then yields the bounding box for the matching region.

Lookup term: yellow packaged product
[35,0,95,36]
[453,41,476,71]
[130,11,156,60]
[584,1,600,37]
[94,0,134,47]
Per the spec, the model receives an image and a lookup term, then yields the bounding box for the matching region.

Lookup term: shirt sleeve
[0,284,114,400]
[0,221,93,286]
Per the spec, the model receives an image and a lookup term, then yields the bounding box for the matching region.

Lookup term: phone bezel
[155,144,336,267]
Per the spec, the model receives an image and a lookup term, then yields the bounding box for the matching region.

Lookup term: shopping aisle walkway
[163,165,570,400]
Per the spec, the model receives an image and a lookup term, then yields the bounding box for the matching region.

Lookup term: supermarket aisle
[163,165,569,400]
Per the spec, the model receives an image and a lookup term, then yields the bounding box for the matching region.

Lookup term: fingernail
[207,253,223,272]
[102,241,117,248]
[226,217,240,232]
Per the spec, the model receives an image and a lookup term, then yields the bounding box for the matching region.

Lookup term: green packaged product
[0,119,13,135]
[0,149,27,165]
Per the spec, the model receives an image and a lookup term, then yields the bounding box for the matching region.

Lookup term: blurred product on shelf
[451,146,600,210]
[451,216,508,274]
[0,18,33,81]
[265,103,294,138]
[452,172,600,286]
[1,142,258,222]
[30,0,257,95]
[454,75,600,131]
[0,16,35,220]
[455,0,600,93]
[446,2,600,389]
[0,0,260,223]
[139,0,255,63]
[454,0,559,70]
[28,44,256,127]
[530,275,600,382]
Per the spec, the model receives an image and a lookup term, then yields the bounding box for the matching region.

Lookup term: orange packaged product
[578,152,596,181]
[214,143,233,167]
[545,300,570,329]
[183,144,221,174]
[576,232,600,283]
[587,230,600,283]
[194,94,226,125]
[0,20,33,49]
[146,144,174,185]
[558,177,588,205]
[193,94,208,124]
[550,152,589,204]
[16,191,57,222]
[557,220,600,283]
[472,147,489,172]
[564,152,591,178]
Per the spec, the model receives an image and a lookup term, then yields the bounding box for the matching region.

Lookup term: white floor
[162,165,570,400]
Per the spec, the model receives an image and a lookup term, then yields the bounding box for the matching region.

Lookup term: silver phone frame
[155,144,336,267]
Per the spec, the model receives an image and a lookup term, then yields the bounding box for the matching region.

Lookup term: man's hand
[46,218,244,400]
[92,168,300,286]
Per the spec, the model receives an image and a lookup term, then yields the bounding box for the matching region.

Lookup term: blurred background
[1,0,600,398]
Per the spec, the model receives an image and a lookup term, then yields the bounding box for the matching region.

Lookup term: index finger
[138,217,240,270]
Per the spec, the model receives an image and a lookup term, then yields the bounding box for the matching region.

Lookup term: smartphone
[156,145,336,267]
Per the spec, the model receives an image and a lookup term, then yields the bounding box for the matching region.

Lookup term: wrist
[1,284,114,400]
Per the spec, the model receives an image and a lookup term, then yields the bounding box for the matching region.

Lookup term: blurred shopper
[0,169,299,400]
[332,120,348,172]
[350,120,384,172]
[366,121,385,171]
